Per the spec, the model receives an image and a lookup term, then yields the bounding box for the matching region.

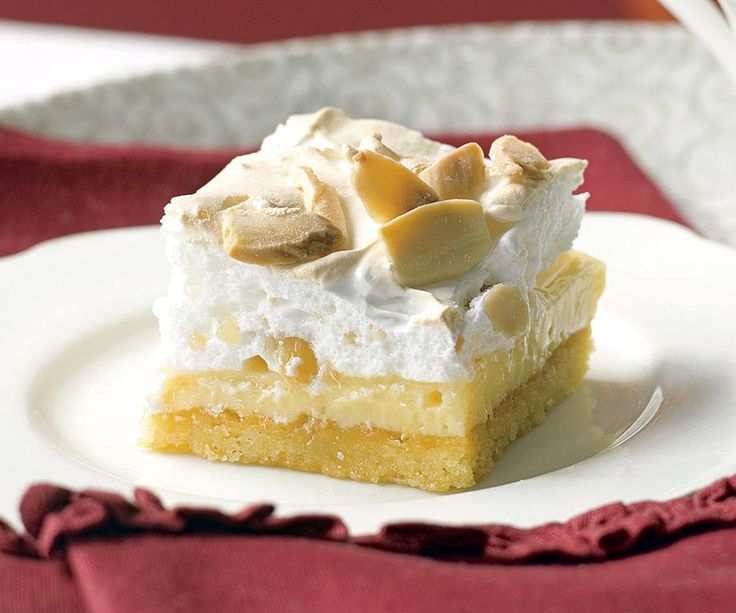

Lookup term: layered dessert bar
[142,108,605,491]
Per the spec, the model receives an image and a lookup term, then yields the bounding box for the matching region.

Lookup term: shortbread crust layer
[143,327,592,491]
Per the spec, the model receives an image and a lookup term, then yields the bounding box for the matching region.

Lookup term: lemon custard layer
[143,326,594,492]
[145,108,605,490]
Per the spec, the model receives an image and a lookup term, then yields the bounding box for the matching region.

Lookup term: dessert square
[142,108,605,491]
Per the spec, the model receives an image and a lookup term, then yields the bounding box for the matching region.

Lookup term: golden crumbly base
[142,326,592,492]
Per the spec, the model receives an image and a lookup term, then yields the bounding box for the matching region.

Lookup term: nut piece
[188,332,207,352]
[360,133,401,161]
[380,199,493,287]
[352,150,438,223]
[216,314,241,344]
[221,203,343,266]
[419,143,486,200]
[298,166,348,241]
[243,355,269,373]
[489,135,551,181]
[481,284,529,337]
[267,336,319,383]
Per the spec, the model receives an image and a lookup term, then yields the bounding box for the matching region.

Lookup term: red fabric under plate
[3,481,736,612]
[0,126,714,612]
[0,1,672,45]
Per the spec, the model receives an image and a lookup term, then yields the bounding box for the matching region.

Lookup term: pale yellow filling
[143,326,593,491]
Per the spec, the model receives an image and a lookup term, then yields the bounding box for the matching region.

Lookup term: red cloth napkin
[0,1,671,46]
[0,125,717,613]
[3,481,736,612]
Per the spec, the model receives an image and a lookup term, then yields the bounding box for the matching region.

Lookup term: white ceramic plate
[1,212,735,535]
